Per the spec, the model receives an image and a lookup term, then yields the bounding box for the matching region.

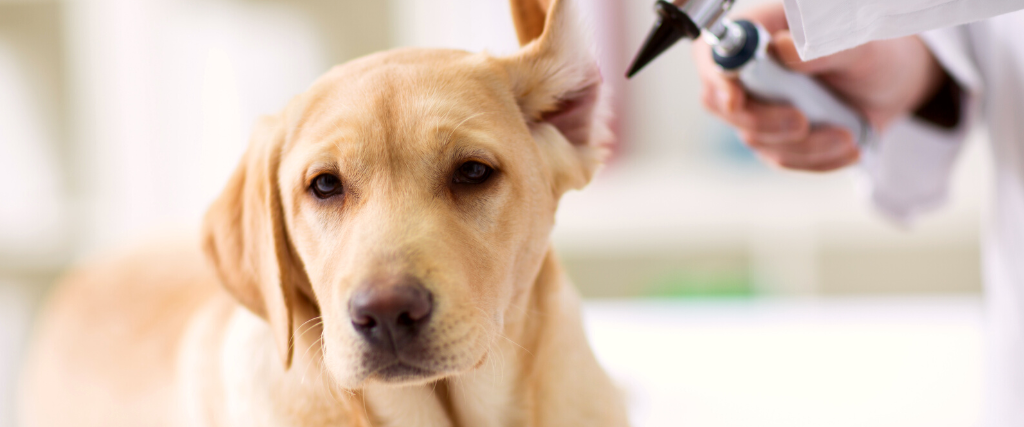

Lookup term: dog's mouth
[361,345,493,385]
[335,334,493,387]
[370,361,437,382]
[365,356,442,383]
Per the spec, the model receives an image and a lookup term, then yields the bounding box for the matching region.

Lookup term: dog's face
[281,49,576,386]
[203,0,607,388]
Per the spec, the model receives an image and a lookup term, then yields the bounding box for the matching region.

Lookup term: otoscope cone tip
[626,0,702,78]
[626,19,686,78]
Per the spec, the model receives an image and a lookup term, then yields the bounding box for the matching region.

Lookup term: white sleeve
[782,0,1021,60]
[857,25,983,225]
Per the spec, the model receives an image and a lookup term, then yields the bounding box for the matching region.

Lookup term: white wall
[62,0,330,252]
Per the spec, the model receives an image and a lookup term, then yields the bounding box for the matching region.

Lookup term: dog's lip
[393,356,437,372]
[366,352,435,373]
[369,359,438,381]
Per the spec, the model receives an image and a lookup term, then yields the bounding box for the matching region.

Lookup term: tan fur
[19,0,628,425]
[509,0,551,46]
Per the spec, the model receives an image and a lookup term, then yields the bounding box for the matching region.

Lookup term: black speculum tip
[626,0,702,78]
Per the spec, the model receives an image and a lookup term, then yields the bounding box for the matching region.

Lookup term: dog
[19,0,629,425]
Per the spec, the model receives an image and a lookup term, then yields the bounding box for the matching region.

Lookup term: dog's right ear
[503,0,611,196]
[509,0,552,45]
[202,114,308,369]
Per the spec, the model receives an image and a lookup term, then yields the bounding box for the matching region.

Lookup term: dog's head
[202,0,607,388]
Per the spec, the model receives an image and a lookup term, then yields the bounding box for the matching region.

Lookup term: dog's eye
[311,173,343,199]
[453,161,493,185]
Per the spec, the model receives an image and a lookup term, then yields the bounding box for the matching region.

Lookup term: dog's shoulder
[21,236,227,427]
[48,236,221,326]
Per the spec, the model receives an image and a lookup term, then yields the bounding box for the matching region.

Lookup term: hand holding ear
[692,2,946,172]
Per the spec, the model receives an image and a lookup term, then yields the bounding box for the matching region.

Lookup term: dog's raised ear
[503,0,610,194]
[202,114,309,369]
[509,0,551,45]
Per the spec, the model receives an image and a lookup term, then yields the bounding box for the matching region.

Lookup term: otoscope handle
[719,21,874,146]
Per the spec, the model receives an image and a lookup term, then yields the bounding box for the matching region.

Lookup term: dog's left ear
[503,0,610,194]
[202,114,311,369]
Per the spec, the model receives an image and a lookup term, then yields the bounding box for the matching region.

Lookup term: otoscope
[626,0,873,146]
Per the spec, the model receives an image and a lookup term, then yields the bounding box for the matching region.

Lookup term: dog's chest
[183,307,529,427]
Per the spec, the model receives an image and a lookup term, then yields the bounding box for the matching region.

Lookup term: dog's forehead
[285,49,520,153]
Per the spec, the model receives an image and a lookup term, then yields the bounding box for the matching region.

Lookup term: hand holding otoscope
[627,1,947,172]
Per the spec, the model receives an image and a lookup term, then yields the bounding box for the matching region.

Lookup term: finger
[759,149,858,172]
[701,74,746,114]
[753,127,860,171]
[754,126,856,158]
[728,100,810,143]
[694,42,746,113]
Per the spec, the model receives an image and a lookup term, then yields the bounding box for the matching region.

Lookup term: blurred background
[0,0,989,425]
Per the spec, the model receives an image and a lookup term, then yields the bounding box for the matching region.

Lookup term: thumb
[771,30,854,75]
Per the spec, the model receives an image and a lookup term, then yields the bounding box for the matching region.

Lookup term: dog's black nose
[349,279,433,351]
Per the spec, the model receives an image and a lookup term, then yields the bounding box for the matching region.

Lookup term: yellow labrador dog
[20,0,629,425]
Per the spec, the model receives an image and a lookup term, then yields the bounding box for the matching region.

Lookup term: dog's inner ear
[503,0,609,190]
[506,0,603,148]
[539,81,601,148]
[510,0,552,45]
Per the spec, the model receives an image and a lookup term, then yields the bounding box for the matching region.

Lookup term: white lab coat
[783,2,1024,425]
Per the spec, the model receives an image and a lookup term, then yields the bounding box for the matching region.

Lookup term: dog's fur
[19,0,629,425]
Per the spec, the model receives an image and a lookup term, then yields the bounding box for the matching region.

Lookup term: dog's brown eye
[453,161,493,185]
[311,173,343,199]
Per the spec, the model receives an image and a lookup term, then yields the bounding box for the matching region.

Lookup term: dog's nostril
[352,315,377,330]
[396,312,414,327]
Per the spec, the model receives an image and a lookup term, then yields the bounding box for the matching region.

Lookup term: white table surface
[583,297,984,427]
[0,294,983,427]
[0,281,32,427]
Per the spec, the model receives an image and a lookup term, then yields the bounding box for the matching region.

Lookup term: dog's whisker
[498,338,508,385]
[324,370,342,404]
[313,358,343,406]
[299,335,325,385]
[300,334,324,367]
[361,389,374,427]
[313,364,326,392]
[295,317,324,340]
[484,330,498,384]
[316,371,338,409]
[499,334,533,356]
[503,300,546,318]
[296,315,323,333]
[428,81,449,136]
[436,96,457,137]
[299,344,321,385]
[289,324,324,357]
[288,317,323,354]
[489,346,499,386]
[480,328,506,386]
[441,111,491,148]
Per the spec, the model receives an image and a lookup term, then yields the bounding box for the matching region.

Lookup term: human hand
[693,2,945,171]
